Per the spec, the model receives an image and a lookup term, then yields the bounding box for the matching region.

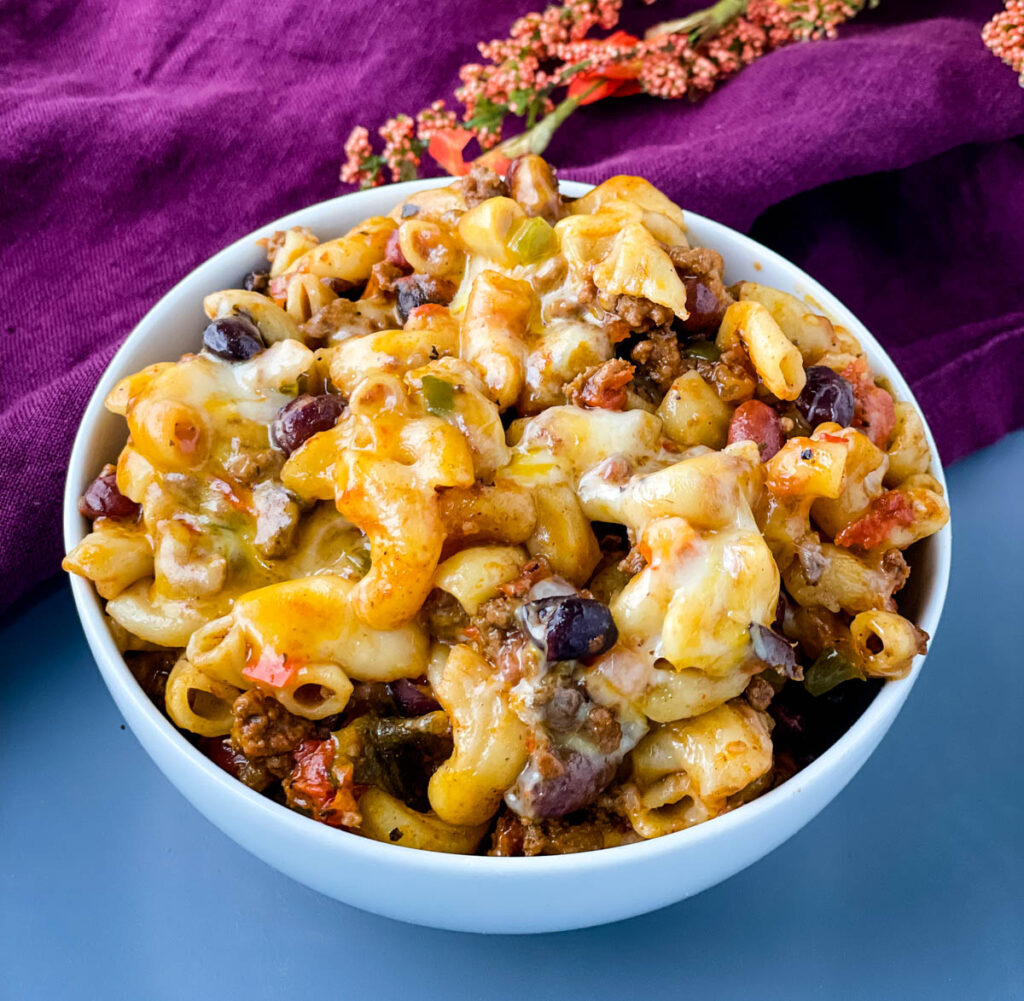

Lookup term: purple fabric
[1,0,1022,612]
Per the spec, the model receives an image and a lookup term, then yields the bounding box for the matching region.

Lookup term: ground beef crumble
[489,808,637,856]
[230,689,315,759]
[745,675,776,712]
[618,546,646,577]
[302,297,392,343]
[599,291,674,332]
[579,705,622,755]
[564,359,635,410]
[464,558,553,666]
[631,327,684,394]
[461,165,509,207]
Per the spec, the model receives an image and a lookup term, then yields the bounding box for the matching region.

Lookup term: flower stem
[488,80,601,161]
[645,0,749,42]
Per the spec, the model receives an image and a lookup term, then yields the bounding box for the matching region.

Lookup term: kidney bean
[728,399,784,460]
[505,744,618,819]
[269,394,344,455]
[202,314,265,361]
[796,366,855,428]
[385,228,411,270]
[680,277,721,333]
[520,595,618,662]
[78,466,140,520]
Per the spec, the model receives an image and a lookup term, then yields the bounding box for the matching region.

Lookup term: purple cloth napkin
[1,0,1022,612]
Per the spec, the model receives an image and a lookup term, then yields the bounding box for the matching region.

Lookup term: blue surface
[3,432,1023,1001]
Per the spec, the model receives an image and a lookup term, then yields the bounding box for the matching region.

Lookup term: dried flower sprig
[983,1,1024,85]
[339,0,880,187]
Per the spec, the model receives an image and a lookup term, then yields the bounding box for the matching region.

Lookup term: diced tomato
[727,400,784,460]
[835,490,916,550]
[242,651,299,688]
[576,360,634,411]
[284,739,361,828]
[407,303,447,322]
[210,477,254,515]
[841,358,896,447]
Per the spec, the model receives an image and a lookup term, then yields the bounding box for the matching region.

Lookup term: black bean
[386,678,441,717]
[269,394,344,455]
[795,366,855,428]
[521,596,618,662]
[242,269,270,294]
[395,274,456,323]
[79,468,140,521]
[202,315,265,361]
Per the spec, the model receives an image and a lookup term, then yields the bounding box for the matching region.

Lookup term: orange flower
[428,127,512,177]
[566,31,643,105]
[427,128,476,176]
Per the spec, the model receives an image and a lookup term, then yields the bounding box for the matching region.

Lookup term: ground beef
[489,808,636,856]
[464,558,552,667]
[745,675,776,712]
[880,548,911,593]
[631,327,684,394]
[563,359,635,410]
[366,260,405,294]
[599,291,675,332]
[199,736,287,791]
[580,705,622,755]
[466,594,519,666]
[302,297,391,343]
[500,556,553,599]
[542,685,586,732]
[618,546,646,577]
[230,689,315,759]
[461,165,509,207]
[668,247,731,300]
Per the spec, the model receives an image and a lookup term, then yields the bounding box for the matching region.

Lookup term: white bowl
[63,178,951,933]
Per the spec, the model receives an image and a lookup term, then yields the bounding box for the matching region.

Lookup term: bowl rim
[63,176,952,875]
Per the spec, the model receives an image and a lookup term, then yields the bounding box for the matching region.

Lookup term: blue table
[3,432,1022,1001]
